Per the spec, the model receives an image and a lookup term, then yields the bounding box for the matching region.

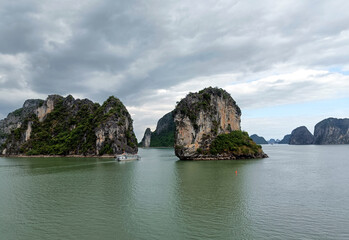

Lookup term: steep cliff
[289,126,314,145]
[174,87,267,160]
[250,134,268,144]
[279,134,291,144]
[314,118,349,144]
[139,111,175,147]
[139,128,152,147]
[1,95,137,156]
[0,99,44,146]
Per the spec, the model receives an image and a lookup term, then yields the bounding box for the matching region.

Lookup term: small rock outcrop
[289,126,314,145]
[139,128,152,147]
[279,134,291,144]
[250,134,268,144]
[314,118,349,144]
[0,95,137,156]
[139,111,175,147]
[174,87,267,160]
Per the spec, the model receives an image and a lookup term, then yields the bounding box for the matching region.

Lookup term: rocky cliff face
[250,134,268,144]
[314,118,349,144]
[139,111,175,147]
[0,99,44,146]
[139,128,152,147]
[1,95,137,156]
[289,126,314,145]
[154,112,174,135]
[94,96,138,155]
[174,87,267,160]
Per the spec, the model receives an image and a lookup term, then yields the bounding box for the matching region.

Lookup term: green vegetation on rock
[2,95,138,156]
[20,98,99,155]
[209,131,263,156]
[149,130,174,147]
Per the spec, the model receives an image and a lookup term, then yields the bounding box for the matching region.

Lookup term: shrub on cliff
[210,131,263,156]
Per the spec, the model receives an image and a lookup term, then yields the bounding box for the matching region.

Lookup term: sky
[1,0,349,141]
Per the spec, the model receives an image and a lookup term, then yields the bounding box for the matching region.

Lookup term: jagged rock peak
[289,126,314,145]
[0,99,44,145]
[314,118,349,144]
[23,99,44,109]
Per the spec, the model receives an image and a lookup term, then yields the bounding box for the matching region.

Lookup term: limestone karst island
[0,95,138,156]
[0,87,268,160]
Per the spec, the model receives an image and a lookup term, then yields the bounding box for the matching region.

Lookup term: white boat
[115,154,141,161]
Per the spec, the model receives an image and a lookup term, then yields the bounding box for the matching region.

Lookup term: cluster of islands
[0,87,348,160]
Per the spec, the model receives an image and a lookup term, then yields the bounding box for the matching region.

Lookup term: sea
[0,145,348,240]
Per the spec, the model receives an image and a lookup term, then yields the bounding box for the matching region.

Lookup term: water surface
[0,145,348,239]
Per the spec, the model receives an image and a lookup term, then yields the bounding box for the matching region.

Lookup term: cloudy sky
[1,0,349,140]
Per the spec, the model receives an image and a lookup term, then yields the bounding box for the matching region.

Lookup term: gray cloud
[1,0,349,139]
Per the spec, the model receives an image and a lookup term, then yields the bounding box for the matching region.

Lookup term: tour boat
[115,154,141,161]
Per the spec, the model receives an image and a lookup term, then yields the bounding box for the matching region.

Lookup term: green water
[0,145,348,239]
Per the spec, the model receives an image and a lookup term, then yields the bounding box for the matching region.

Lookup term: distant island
[0,95,138,156]
[250,134,268,144]
[278,118,349,145]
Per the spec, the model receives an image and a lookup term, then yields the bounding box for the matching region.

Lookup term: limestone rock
[314,118,349,144]
[139,128,152,147]
[95,96,138,155]
[289,126,314,145]
[174,87,267,160]
[0,99,44,145]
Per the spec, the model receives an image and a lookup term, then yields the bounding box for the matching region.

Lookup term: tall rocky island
[0,95,138,156]
[314,118,349,144]
[174,87,267,160]
[289,126,314,145]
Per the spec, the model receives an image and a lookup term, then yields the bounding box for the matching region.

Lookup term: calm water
[0,145,348,240]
